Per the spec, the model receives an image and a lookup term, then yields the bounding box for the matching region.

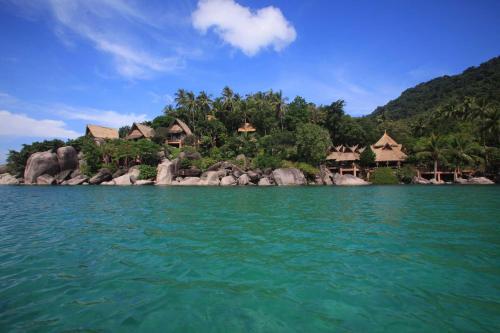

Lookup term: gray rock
[113,174,132,186]
[172,177,202,186]
[156,158,180,185]
[454,177,468,184]
[238,174,250,185]
[100,180,115,185]
[333,174,370,186]
[55,169,73,183]
[0,165,8,174]
[200,171,220,186]
[64,175,89,185]
[179,151,202,160]
[413,176,431,184]
[247,170,260,182]
[429,178,444,185]
[220,175,237,186]
[0,173,19,185]
[134,180,155,185]
[112,168,128,179]
[467,177,494,185]
[56,146,78,171]
[319,165,334,185]
[70,169,81,179]
[258,177,273,186]
[235,154,248,168]
[89,168,112,185]
[36,174,56,185]
[272,168,307,186]
[178,167,202,177]
[232,169,243,178]
[24,150,60,184]
[128,166,141,183]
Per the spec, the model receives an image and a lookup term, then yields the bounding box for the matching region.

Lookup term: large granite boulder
[36,174,56,185]
[112,168,128,179]
[258,177,273,186]
[200,171,220,186]
[24,150,60,184]
[333,174,370,186]
[429,178,444,185]
[135,180,155,185]
[128,166,141,183]
[467,177,494,185]
[413,176,431,184]
[220,175,237,186]
[178,167,202,177]
[0,165,8,174]
[89,168,112,185]
[63,175,89,185]
[114,174,132,186]
[238,174,250,185]
[156,158,180,185]
[247,170,260,182]
[56,146,78,171]
[173,177,202,186]
[55,169,72,184]
[272,168,307,186]
[0,173,19,185]
[319,165,334,185]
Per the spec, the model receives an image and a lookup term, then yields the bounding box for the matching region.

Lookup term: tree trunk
[434,160,438,180]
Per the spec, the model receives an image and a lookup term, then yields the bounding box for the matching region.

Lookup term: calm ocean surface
[0,186,499,332]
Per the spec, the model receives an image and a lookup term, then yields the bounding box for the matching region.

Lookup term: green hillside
[370,56,500,120]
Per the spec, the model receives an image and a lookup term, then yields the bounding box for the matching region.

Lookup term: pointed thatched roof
[326,145,365,162]
[125,123,155,140]
[238,122,256,133]
[167,118,192,135]
[86,125,119,139]
[370,131,407,162]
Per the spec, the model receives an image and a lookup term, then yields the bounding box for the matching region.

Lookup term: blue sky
[1,0,499,162]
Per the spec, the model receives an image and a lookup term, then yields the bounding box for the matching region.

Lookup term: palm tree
[272,90,287,131]
[447,135,484,177]
[415,134,447,180]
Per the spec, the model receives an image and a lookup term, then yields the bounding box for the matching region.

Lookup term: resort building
[238,122,256,134]
[370,131,407,167]
[326,145,365,176]
[165,118,192,148]
[85,124,119,144]
[125,123,155,141]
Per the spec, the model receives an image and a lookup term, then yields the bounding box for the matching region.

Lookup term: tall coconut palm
[447,135,484,176]
[415,134,447,180]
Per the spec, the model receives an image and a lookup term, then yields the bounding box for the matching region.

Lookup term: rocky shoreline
[0,146,495,186]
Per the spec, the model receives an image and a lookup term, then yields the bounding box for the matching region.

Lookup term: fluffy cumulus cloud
[55,104,148,128]
[0,110,80,139]
[192,0,296,56]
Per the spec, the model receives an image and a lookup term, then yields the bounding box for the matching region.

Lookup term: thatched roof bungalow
[125,123,155,140]
[166,118,192,148]
[85,125,119,142]
[326,145,366,163]
[370,131,407,166]
[238,122,256,133]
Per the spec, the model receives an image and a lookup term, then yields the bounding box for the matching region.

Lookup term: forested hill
[370,56,500,120]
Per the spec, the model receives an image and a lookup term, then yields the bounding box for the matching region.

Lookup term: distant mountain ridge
[370,56,500,120]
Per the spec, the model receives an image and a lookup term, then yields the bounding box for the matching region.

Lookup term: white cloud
[192,0,296,56]
[0,110,80,139]
[55,104,148,128]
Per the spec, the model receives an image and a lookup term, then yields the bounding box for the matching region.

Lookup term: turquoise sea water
[0,186,499,332]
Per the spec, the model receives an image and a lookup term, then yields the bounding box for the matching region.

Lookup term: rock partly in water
[56,146,78,171]
[333,174,370,186]
[220,175,237,186]
[0,173,19,185]
[272,168,307,186]
[24,150,60,184]
[429,178,445,185]
[156,159,180,185]
[173,177,201,186]
[467,177,494,185]
[112,168,128,179]
[127,166,141,183]
[200,171,220,186]
[413,176,431,184]
[238,174,250,185]
[258,177,273,186]
[100,180,115,185]
[64,175,89,185]
[55,169,73,184]
[134,180,155,185]
[89,168,113,185]
[36,174,56,185]
[454,177,469,184]
[113,174,132,185]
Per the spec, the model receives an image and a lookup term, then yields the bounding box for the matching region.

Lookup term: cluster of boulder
[0,147,495,186]
[412,176,494,185]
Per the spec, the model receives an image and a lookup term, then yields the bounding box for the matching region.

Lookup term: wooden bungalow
[85,124,119,144]
[326,145,365,176]
[238,122,256,134]
[125,123,155,141]
[165,118,192,148]
[370,131,407,167]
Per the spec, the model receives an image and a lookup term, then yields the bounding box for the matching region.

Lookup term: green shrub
[192,157,217,171]
[167,146,181,159]
[252,154,282,170]
[359,148,376,167]
[396,165,417,184]
[138,164,157,180]
[370,167,399,185]
[295,123,331,165]
[180,158,192,169]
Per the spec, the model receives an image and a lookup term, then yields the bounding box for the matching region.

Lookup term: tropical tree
[415,134,447,179]
[296,123,332,165]
[446,134,484,174]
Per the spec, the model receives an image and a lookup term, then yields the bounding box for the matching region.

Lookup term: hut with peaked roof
[238,122,256,134]
[165,118,192,148]
[370,131,407,167]
[326,145,365,176]
[85,124,119,144]
[125,123,155,141]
